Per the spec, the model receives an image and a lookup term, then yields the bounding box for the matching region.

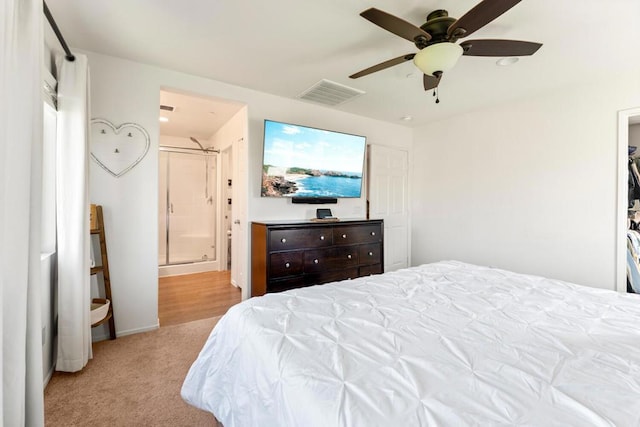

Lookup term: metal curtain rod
[159,146,220,154]
[43,1,75,61]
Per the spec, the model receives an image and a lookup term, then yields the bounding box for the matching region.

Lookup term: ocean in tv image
[261,120,366,198]
[293,174,362,198]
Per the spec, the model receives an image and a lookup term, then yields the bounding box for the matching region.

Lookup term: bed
[182,260,640,426]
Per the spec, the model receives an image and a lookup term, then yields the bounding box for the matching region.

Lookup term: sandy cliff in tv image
[262,165,360,197]
[261,172,299,197]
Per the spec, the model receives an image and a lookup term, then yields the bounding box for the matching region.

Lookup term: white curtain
[1,0,46,425]
[55,54,93,372]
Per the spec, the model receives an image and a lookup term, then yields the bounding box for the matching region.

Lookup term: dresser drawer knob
[370,231,376,236]
[342,234,347,239]
[368,251,373,256]
[281,238,287,243]
[320,235,325,240]
[347,254,352,259]
[285,262,291,268]
[314,259,319,264]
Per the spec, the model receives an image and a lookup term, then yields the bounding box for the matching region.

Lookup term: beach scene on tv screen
[261,121,365,198]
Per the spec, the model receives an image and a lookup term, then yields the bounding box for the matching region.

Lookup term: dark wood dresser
[251,219,384,296]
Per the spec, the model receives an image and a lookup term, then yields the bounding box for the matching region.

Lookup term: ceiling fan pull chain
[435,87,440,104]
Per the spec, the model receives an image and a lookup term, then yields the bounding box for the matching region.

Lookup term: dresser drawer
[360,263,382,276]
[270,228,332,250]
[270,251,303,278]
[359,243,381,266]
[305,247,359,272]
[333,224,381,245]
[307,267,359,286]
[267,276,306,293]
[333,246,360,268]
[303,248,331,273]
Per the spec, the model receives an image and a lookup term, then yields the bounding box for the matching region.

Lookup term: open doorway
[157,88,246,326]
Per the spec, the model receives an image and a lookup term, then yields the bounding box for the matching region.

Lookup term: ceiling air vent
[159,104,175,112]
[298,79,365,106]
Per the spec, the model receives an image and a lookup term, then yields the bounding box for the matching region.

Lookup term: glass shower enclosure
[158,149,217,268]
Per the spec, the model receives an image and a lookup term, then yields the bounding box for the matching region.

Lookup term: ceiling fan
[349,0,542,102]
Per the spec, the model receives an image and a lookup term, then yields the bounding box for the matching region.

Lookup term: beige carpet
[45,316,221,426]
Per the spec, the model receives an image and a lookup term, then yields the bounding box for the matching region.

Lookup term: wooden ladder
[90,205,116,339]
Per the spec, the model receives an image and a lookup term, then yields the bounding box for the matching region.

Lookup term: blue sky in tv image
[261,120,366,198]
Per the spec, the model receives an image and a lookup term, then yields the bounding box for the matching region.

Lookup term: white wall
[411,73,640,290]
[211,109,245,152]
[85,50,412,338]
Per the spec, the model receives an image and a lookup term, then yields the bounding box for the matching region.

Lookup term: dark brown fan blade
[361,8,431,43]
[349,54,416,79]
[423,73,442,91]
[447,0,521,39]
[461,39,542,56]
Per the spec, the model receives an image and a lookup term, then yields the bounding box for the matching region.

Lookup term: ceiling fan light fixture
[413,42,463,76]
[496,57,519,66]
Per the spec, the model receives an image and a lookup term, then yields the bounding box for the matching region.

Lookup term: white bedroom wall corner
[411,75,640,291]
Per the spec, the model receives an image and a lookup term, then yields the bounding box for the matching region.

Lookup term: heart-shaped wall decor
[90,119,150,178]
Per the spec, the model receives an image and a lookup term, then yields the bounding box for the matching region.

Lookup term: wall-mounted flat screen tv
[261,119,366,199]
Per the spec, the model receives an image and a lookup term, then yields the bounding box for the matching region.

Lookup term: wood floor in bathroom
[158,270,242,327]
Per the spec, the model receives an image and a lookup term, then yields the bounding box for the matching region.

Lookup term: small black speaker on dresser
[316,208,332,219]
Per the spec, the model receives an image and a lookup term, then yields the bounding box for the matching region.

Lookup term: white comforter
[182,261,640,426]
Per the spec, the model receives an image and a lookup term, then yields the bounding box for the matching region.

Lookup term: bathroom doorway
[157,88,246,325]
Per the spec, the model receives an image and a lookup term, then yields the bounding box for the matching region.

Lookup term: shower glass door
[159,150,217,266]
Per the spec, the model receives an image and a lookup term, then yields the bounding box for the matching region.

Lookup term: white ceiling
[47,0,640,129]
[159,90,244,140]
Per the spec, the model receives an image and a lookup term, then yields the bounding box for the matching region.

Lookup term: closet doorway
[157,88,246,326]
[617,107,640,294]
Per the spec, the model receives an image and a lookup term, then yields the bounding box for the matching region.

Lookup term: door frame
[616,107,640,292]
[218,144,233,272]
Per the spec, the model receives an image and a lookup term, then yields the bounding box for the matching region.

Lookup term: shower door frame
[159,146,221,268]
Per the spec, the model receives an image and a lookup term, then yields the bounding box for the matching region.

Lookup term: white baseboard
[158,261,220,277]
[91,320,160,342]
[43,365,55,389]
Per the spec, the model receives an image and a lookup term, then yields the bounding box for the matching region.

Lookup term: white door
[368,144,409,271]
[231,134,249,299]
